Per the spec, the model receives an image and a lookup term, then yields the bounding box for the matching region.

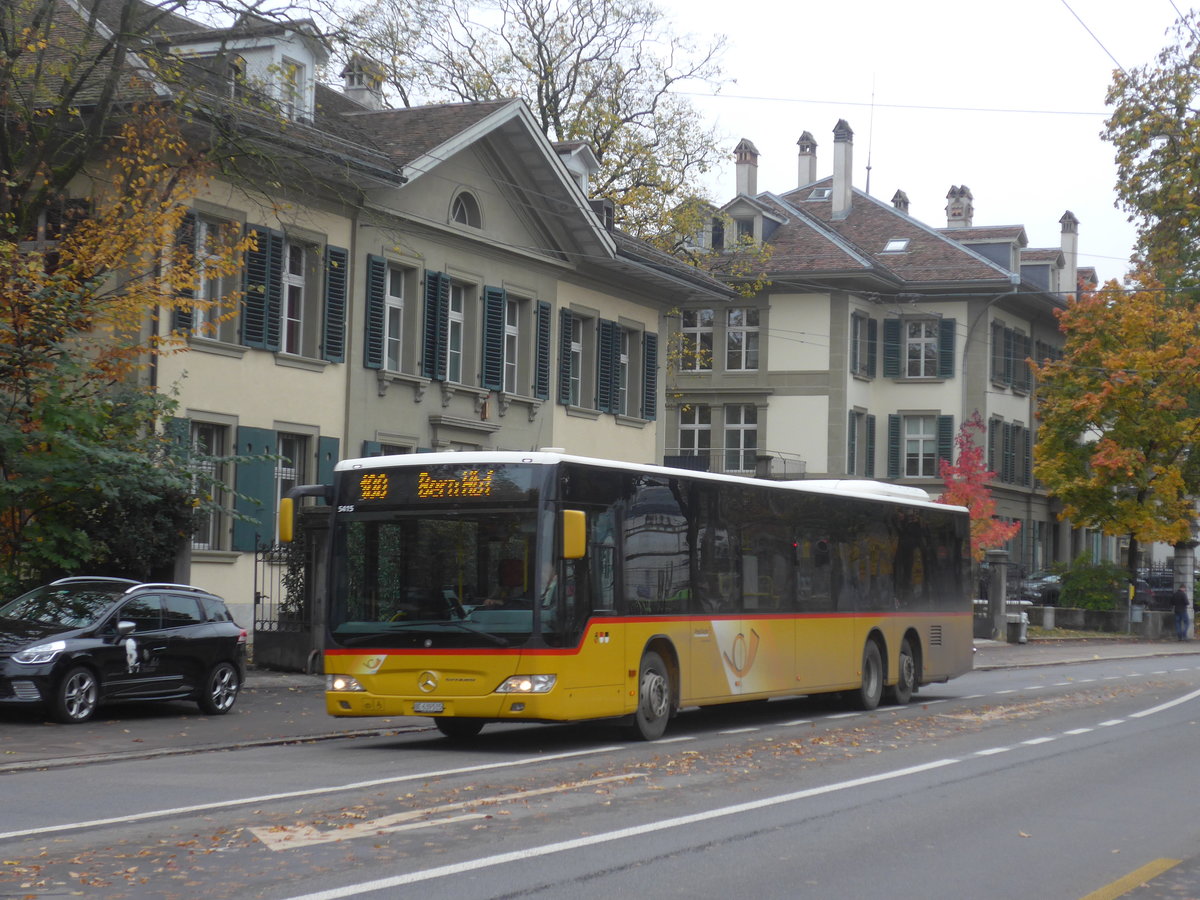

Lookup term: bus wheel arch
[628,639,678,741]
[885,631,921,706]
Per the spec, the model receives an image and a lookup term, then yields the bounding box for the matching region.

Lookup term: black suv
[0,577,247,723]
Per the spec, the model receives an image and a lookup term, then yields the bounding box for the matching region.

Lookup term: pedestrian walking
[1170,587,1191,641]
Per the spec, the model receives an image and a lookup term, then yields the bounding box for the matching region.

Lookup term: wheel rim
[64,671,97,720]
[641,668,670,721]
[899,650,915,690]
[210,665,238,712]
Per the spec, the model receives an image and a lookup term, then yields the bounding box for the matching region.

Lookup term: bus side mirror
[278,496,295,544]
[562,509,586,559]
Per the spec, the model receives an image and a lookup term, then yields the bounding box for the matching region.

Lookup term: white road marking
[1021,737,1055,745]
[0,746,623,842]
[975,747,1009,756]
[718,727,760,735]
[278,759,962,900]
[1131,686,1200,718]
[1064,728,1093,735]
[252,774,646,851]
[1099,720,1124,727]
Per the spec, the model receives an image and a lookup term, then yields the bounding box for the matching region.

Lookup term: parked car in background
[1020,572,1062,605]
[0,577,246,723]
[1143,572,1176,610]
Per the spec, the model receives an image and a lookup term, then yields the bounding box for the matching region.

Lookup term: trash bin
[1006,611,1029,644]
[1131,603,1145,624]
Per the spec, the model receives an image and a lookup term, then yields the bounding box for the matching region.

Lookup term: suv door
[99,595,177,699]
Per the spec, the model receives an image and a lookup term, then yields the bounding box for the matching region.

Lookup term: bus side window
[591,510,616,612]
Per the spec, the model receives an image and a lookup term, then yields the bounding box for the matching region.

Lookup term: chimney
[1059,210,1080,296]
[892,190,910,214]
[945,185,974,228]
[832,120,853,219]
[734,138,759,196]
[341,55,385,110]
[797,131,817,187]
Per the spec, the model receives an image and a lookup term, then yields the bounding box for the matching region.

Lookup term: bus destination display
[346,463,538,506]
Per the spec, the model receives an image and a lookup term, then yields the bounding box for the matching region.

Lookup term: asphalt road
[4,640,1200,899]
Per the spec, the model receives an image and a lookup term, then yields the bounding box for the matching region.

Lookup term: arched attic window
[450,191,482,228]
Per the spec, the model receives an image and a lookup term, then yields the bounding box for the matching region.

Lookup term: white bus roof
[334,450,967,514]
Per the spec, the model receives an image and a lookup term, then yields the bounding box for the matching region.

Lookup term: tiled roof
[938,225,1028,245]
[345,101,516,170]
[766,179,1014,285]
[1021,248,1063,263]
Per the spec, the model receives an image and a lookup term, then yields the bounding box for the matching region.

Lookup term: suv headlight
[13,640,66,665]
[495,674,556,694]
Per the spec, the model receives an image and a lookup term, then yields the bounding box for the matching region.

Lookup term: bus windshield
[329,510,541,649]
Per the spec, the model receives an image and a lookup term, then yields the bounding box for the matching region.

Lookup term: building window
[385,265,406,371]
[905,320,939,378]
[191,215,239,343]
[282,242,308,355]
[569,315,583,406]
[281,58,304,120]
[680,405,712,456]
[617,329,630,415]
[503,297,520,394]
[275,433,308,540]
[711,218,725,252]
[904,415,937,477]
[725,404,758,473]
[726,308,759,371]
[681,309,713,371]
[850,313,876,378]
[190,422,228,551]
[882,238,910,253]
[847,411,876,477]
[451,192,482,228]
[446,282,465,383]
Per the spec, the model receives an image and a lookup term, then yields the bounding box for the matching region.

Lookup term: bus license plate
[413,702,444,713]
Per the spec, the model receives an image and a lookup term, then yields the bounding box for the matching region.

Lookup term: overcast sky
[660,0,1185,284]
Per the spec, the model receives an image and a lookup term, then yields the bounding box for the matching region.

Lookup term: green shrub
[1058,555,1128,611]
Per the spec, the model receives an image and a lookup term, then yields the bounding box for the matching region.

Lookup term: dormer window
[281,57,305,119]
[451,192,482,228]
[736,218,754,240]
[711,217,725,251]
[808,188,831,201]
[882,238,910,253]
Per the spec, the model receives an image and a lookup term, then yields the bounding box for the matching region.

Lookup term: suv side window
[199,596,232,622]
[119,595,162,632]
[162,594,204,628]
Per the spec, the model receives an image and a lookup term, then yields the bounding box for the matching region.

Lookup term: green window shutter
[1003,328,1015,385]
[316,436,339,498]
[422,270,449,380]
[363,255,386,369]
[172,211,196,332]
[232,426,276,552]
[882,319,901,377]
[1015,334,1032,392]
[937,415,955,467]
[481,286,506,391]
[596,319,617,413]
[887,414,901,478]
[988,418,999,474]
[558,308,574,405]
[937,318,956,378]
[361,440,383,457]
[534,300,552,400]
[866,318,878,377]
[642,332,659,421]
[166,416,191,458]
[847,411,858,475]
[1002,422,1014,483]
[322,246,348,363]
[243,226,282,350]
[864,414,876,478]
[1022,427,1032,486]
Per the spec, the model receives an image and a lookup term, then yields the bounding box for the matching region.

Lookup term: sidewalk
[3,638,1199,773]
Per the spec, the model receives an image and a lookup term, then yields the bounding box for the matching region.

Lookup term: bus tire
[630,650,672,740]
[885,638,916,706]
[848,641,883,711]
[434,717,485,739]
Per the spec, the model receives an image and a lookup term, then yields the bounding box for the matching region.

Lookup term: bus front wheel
[847,641,883,711]
[630,650,672,740]
[434,717,485,739]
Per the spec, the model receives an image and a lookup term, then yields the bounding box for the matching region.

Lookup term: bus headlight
[495,674,556,694]
[327,674,366,692]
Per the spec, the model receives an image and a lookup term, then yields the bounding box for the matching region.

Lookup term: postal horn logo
[722,629,760,678]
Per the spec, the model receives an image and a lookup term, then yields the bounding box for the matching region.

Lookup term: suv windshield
[0,582,128,628]
[329,511,545,649]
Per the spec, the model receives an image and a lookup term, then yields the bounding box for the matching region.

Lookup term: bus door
[794,536,854,690]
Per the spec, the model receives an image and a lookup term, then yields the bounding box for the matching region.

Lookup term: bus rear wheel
[847,641,883,711]
[885,638,916,706]
[434,717,485,739]
[629,650,672,740]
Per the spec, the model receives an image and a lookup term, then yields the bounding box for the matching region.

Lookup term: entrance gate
[252,507,328,672]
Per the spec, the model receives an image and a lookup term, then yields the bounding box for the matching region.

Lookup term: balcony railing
[661,449,806,479]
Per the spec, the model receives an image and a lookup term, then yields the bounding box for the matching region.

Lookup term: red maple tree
[938,411,1021,560]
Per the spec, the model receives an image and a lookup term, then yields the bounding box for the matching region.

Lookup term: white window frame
[503,297,520,394]
[385,265,405,371]
[282,241,306,355]
[904,415,937,477]
[190,421,228,551]
[569,315,583,406]
[724,404,758,473]
[726,308,759,372]
[681,309,713,371]
[617,329,630,416]
[446,282,465,383]
[905,319,939,378]
[680,405,712,456]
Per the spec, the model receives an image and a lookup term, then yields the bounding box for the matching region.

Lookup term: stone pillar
[986,549,1009,641]
[1175,541,1197,640]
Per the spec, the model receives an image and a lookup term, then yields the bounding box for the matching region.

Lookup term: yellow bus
[281,451,973,740]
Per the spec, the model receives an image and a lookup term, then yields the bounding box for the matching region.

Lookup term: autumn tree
[336,0,727,239]
[1104,9,1200,289]
[0,0,257,588]
[938,410,1020,561]
[1033,274,1200,578]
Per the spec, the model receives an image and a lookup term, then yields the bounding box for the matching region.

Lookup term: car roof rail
[51,576,140,586]
[125,582,216,596]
